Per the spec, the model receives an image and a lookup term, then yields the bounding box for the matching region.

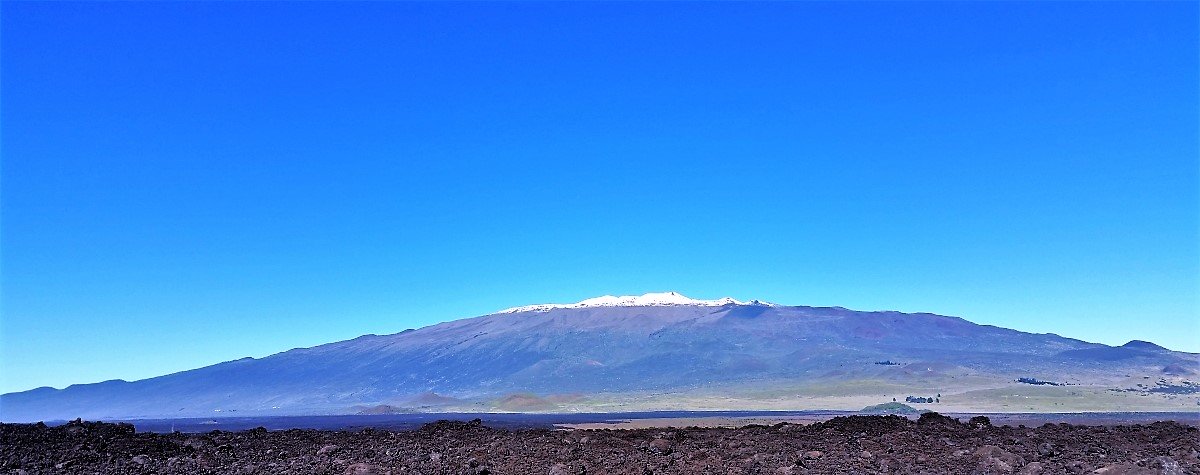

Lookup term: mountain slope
[3,293,1197,421]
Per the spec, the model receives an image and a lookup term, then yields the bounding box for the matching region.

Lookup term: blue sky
[2,2,1196,393]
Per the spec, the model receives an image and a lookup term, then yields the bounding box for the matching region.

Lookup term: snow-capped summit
[496,291,769,314]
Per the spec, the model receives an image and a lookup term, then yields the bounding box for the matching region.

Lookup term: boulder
[649,438,672,455]
[975,445,1025,473]
[343,463,384,475]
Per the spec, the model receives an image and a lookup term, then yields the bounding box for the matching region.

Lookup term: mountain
[3,292,1198,422]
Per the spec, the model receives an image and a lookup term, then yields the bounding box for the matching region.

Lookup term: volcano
[2,292,1197,421]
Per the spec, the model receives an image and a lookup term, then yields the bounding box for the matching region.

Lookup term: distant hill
[860,402,924,414]
[3,292,1198,421]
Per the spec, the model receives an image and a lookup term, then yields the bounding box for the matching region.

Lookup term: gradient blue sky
[2,2,1197,394]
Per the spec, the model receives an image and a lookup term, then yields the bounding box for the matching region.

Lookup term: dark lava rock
[548,462,571,475]
[974,445,1025,473]
[648,438,672,455]
[2,417,1197,474]
[969,415,993,427]
[343,462,385,475]
[918,411,961,426]
[821,414,910,434]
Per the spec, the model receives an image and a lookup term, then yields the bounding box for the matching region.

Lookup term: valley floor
[3,414,1198,474]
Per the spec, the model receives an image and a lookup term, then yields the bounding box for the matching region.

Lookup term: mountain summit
[497,291,770,313]
[2,295,1196,421]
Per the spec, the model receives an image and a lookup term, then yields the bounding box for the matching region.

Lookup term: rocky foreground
[2,414,1197,474]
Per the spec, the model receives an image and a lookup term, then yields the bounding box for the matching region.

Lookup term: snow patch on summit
[496,291,773,314]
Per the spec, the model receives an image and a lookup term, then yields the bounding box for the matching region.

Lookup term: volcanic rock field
[3,414,1198,474]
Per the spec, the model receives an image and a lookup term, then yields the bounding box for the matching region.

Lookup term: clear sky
[2,2,1197,394]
